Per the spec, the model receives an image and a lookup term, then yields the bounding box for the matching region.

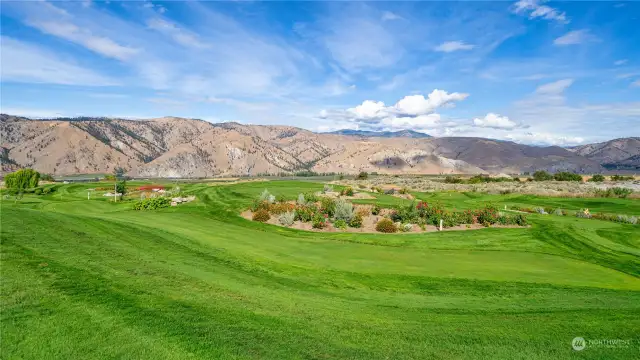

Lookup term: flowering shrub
[312,213,328,228]
[320,197,336,217]
[371,204,381,215]
[375,218,397,233]
[349,213,363,228]
[474,205,500,225]
[295,205,316,222]
[269,202,295,215]
[252,209,270,222]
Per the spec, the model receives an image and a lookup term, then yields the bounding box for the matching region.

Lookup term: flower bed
[243,190,529,233]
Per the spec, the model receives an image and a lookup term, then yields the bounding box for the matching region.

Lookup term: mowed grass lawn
[2,180,639,359]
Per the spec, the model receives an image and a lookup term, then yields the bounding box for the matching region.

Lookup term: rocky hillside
[1,114,610,177]
[569,137,640,170]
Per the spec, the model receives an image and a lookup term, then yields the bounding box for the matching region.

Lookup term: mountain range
[1,114,637,177]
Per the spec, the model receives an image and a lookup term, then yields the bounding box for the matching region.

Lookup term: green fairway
[2,181,639,359]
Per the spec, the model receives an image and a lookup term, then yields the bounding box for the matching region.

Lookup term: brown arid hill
[1,114,607,177]
[569,137,640,171]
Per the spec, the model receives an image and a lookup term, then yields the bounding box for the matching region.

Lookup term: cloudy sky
[1,0,638,145]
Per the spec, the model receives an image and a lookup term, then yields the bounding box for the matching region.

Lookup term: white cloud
[381,11,402,21]
[394,90,469,115]
[147,18,208,49]
[0,36,116,86]
[614,59,628,66]
[512,0,569,24]
[25,20,139,60]
[554,30,598,46]
[535,79,574,95]
[632,80,640,87]
[506,132,584,146]
[434,41,475,53]
[319,89,468,132]
[473,113,519,129]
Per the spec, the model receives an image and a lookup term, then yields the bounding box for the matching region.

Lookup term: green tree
[588,174,605,182]
[356,171,369,180]
[4,169,40,190]
[532,170,553,181]
[116,180,127,196]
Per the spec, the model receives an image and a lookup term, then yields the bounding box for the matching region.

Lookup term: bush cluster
[252,209,271,222]
[133,197,171,210]
[588,174,605,182]
[340,187,354,196]
[375,218,397,233]
[553,172,583,182]
[611,175,634,181]
[593,187,633,198]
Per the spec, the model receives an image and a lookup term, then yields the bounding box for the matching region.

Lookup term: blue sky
[1,0,638,145]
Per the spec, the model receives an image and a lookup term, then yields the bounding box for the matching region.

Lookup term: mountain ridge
[2,114,631,177]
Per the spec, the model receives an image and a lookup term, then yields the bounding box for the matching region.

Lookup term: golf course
[2,180,639,359]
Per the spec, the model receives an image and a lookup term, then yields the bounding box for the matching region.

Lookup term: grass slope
[2,181,639,359]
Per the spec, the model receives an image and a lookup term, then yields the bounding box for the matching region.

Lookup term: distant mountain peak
[327,129,432,138]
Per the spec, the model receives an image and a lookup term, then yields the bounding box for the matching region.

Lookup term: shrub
[575,209,591,219]
[276,194,287,203]
[304,192,319,203]
[612,187,633,198]
[297,193,306,205]
[533,207,547,214]
[373,186,383,193]
[532,170,553,181]
[553,208,566,216]
[513,214,528,226]
[398,187,410,195]
[42,187,53,194]
[322,184,334,193]
[252,209,271,222]
[340,187,354,196]
[358,184,366,189]
[269,202,295,214]
[320,197,336,217]
[34,188,43,195]
[278,211,296,226]
[334,198,354,221]
[401,223,413,232]
[312,213,328,228]
[40,173,55,182]
[589,174,605,182]
[251,200,271,212]
[133,197,171,210]
[259,189,271,202]
[384,188,396,195]
[356,171,368,180]
[295,206,315,222]
[553,172,583,181]
[444,176,463,184]
[499,189,512,195]
[334,219,347,230]
[371,204,381,215]
[348,214,363,228]
[375,218,397,233]
[611,175,634,181]
[475,205,500,225]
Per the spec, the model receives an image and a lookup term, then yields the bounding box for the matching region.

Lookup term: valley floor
[1,181,639,359]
